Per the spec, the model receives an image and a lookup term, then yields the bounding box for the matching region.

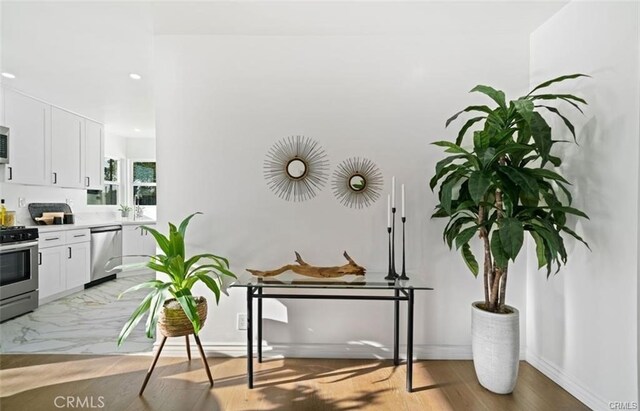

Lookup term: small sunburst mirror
[332,157,383,208]
[264,135,329,202]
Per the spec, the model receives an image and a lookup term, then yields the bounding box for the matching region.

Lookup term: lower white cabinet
[122,224,156,268]
[38,229,91,302]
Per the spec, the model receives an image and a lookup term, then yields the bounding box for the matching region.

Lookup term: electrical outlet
[237,313,248,330]
[18,197,26,208]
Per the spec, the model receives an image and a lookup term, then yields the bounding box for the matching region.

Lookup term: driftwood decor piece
[247,251,366,278]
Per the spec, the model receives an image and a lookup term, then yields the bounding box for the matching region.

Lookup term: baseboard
[526,349,607,411]
[159,340,527,361]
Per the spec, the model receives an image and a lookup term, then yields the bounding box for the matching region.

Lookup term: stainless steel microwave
[0,126,8,164]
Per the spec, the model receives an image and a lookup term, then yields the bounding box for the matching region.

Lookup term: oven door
[0,240,39,300]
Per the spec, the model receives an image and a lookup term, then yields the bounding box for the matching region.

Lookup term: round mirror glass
[349,174,366,192]
[286,158,307,179]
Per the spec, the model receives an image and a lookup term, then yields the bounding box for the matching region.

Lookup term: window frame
[87,157,121,207]
[129,158,157,207]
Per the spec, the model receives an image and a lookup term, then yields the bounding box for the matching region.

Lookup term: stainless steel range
[0,226,39,322]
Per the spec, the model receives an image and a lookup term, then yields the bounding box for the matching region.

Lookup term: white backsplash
[0,181,155,225]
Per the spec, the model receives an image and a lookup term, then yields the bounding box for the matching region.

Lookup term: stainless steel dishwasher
[89,225,122,287]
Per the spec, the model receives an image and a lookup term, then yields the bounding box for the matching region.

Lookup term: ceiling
[0,1,569,140]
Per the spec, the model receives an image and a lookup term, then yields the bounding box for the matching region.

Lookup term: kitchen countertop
[26,218,157,232]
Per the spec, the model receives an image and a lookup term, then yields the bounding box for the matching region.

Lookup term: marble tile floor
[0,273,156,354]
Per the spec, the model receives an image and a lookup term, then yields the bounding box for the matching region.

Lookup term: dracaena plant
[115,212,236,346]
[430,74,590,313]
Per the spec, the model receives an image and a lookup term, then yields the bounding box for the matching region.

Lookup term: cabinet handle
[45,237,60,241]
[7,166,12,180]
[73,234,85,238]
[68,246,72,259]
[86,176,90,187]
[38,252,42,265]
[52,172,58,184]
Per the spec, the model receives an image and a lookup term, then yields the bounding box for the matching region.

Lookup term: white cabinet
[38,229,91,303]
[66,242,91,289]
[39,246,66,300]
[51,107,84,188]
[84,120,104,189]
[122,224,156,270]
[3,88,52,186]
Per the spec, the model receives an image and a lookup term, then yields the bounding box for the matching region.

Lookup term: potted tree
[113,212,236,394]
[429,74,590,394]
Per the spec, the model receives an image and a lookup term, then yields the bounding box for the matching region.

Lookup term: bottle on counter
[0,199,6,226]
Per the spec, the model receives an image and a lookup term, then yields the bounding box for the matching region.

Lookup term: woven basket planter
[158,297,208,337]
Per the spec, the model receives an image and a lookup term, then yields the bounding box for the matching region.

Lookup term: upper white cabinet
[3,88,52,186]
[84,119,104,190]
[1,87,104,190]
[51,107,84,188]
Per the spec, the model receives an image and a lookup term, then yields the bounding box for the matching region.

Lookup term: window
[132,161,156,206]
[87,158,119,205]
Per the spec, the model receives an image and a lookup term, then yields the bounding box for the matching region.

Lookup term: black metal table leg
[406,287,414,392]
[258,287,263,363]
[394,288,399,366]
[247,286,254,389]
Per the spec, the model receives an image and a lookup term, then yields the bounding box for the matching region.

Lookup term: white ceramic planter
[471,301,520,394]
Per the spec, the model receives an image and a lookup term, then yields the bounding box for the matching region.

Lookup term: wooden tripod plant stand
[139,298,213,395]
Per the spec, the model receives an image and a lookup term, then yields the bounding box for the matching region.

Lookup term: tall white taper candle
[392,176,396,208]
[402,184,405,217]
[387,195,391,228]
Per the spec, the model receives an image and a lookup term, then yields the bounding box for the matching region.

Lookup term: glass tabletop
[229,271,434,290]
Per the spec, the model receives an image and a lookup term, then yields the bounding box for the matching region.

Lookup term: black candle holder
[398,216,409,280]
[391,207,397,276]
[385,226,396,281]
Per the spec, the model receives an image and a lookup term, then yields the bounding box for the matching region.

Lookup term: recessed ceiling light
[134,128,141,132]
[1,72,16,79]
[129,73,142,80]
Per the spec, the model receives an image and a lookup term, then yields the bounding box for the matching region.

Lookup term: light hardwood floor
[0,354,589,411]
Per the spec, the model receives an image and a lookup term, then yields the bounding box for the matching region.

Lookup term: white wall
[528,2,639,409]
[154,31,532,358]
[126,137,155,159]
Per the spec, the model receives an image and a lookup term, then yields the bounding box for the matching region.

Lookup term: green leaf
[548,206,589,220]
[470,85,506,109]
[145,284,171,339]
[468,171,491,204]
[461,243,479,277]
[194,273,221,304]
[473,131,491,150]
[455,225,479,250]
[140,225,172,256]
[528,73,590,96]
[118,280,164,299]
[178,212,203,238]
[526,168,571,185]
[456,116,485,146]
[530,231,548,269]
[174,289,201,335]
[432,141,470,155]
[440,179,456,215]
[117,291,154,347]
[490,230,509,269]
[446,105,493,128]
[530,112,552,164]
[530,94,586,114]
[430,155,466,190]
[561,226,591,250]
[499,167,540,199]
[513,99,534,123]
[537,105,577,142]
[499,218,524,260]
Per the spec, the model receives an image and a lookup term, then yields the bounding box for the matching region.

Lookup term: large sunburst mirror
[263,135,329,202]
[332,157,383,208]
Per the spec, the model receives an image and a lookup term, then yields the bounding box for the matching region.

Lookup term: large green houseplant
[115,212,236,346]
[430,74,590,393]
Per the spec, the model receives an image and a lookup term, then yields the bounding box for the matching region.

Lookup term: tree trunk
[478,206,491,307]
[499,265,508,309]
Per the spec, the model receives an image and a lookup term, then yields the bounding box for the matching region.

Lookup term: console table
[229,272,433,392]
